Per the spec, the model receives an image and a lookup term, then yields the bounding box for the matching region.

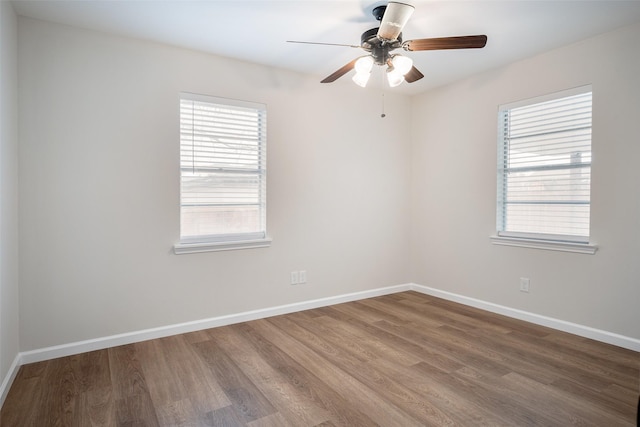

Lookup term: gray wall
[17,18,412,351]
[410,22,640,340]
[12,15,640,356]
[0,0,20,393]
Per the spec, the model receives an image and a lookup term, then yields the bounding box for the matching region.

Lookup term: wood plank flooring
[2,291,638,426]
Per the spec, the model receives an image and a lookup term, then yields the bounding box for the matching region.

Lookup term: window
[175,93,270,254]
[494,86,596,253]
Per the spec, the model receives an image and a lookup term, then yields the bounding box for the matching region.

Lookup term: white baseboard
[19,284,411,365]
[2,284,408,406]
[3,281,638,409]
[409,283,640,352]
[3,284,407,405]
[0,354,21,409]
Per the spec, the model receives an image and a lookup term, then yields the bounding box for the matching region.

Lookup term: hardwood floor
[2,291,638,426]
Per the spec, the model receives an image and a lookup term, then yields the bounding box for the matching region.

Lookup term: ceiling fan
[288,1,487,88]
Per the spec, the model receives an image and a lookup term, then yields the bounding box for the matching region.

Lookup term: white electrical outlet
[290,270,307,285]
[520,277,530,293]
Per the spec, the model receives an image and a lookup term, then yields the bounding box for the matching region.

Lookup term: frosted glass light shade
[354,56,374,74]
[392,55,413,75]
[352,71,371,87]
[386,68,404,87]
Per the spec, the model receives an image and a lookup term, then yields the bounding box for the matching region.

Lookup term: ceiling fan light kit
[355,55,375,73]
[391,54,413,75]
[386,67,405,87]
[352,55,375,87]
[352,70,371,87]
[288,1,488,88]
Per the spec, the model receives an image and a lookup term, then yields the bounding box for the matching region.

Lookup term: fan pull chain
[380,68,387,118]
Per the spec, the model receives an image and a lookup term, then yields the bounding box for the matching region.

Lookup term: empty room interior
[1,0,639,425]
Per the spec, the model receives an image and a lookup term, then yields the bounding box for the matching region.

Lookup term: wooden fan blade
[321,58,358,83]
[377,2,415,42]
[404,35,487,51]
[404,66,424,83]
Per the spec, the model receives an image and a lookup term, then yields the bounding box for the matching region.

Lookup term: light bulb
[386,67,404,87]
[354,56,374,74]
[352,71,371,88]
[391,55,413,75]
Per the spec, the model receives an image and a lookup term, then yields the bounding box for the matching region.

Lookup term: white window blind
[179,93,267,244]
[497,86,592,243]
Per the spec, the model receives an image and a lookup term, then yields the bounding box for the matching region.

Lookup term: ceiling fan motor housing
[361,27,402,65]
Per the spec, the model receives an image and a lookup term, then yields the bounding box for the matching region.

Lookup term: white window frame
[491,86,597,254]
[174,93,271,254]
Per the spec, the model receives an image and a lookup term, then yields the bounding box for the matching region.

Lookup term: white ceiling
[11,0,640,95]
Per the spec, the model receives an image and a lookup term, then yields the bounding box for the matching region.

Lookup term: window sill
[490,235,597,254]
[174,237,272,255]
